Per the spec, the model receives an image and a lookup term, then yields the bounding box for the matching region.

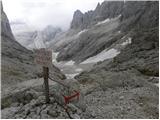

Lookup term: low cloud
[3,0,104,30]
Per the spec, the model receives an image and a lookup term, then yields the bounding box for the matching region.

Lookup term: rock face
[120,1,158,31]
[71,1,124,30]
[71,1,158,30]
[55,1,158,77]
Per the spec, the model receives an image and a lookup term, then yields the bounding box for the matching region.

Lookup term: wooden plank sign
[34,48,52,67]
[34,48,52,103]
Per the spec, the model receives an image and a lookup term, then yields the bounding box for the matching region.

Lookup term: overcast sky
[3,0,104,30]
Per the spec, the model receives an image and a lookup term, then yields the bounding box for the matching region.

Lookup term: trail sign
[34,48,52,103]
[35,48,52,67]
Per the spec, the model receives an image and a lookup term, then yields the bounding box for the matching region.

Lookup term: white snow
[65,73,79,79]
[96,15,121,26]
[96,18,110,25]
[81,48,120,64]
[75,68,83,72]
[65,60,75,66]
[11,23,36,34]
[52,52,59,63]
[77,29,87,36]
[121,37,132,46]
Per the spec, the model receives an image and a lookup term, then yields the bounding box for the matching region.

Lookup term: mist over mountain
[3,0,104,30]
[11,22,62,50]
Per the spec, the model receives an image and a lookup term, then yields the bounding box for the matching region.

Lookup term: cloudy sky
[3,0,104,30]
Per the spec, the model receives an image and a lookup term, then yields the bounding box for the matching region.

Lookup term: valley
[1,1,159,119]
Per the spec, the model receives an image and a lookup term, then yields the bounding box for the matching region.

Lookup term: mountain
[71,1,124,29]
[1,2,65,91]
[1,1,159,119]
[11,23,62,50]
[54,1,158,76]
[49,1,158,118]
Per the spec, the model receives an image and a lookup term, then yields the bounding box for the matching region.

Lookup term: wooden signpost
[35,48,52,103]
[34,48,80,106]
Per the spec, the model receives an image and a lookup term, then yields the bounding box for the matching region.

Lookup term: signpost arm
[43,66,50,103]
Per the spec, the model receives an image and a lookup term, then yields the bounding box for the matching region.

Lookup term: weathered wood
[43,67,50,103]
[35,48,52,67]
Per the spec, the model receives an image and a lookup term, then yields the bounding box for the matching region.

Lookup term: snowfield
[77,29,88,36]
[65,60,75,66]
[65,73,79,79]
[96,14,121,26]
[81,48,120,64]
[96,18,110,25]
[75,68,83,72]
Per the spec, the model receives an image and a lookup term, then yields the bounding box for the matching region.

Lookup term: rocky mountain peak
[1,1,3,10]
[70,1,124,30]
[1,1,15,40]
[70,10,84,29]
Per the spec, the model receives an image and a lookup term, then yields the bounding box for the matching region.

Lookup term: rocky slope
[50,1,159,118]
[1,3,37,87]
[56,1,158,62]
[74,1,159,118]
[54,1,158,75]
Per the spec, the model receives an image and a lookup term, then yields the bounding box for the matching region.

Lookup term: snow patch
[75,68,83,72]
[52,52,59,63]
[96,14,121,26]
[96,18,110,25]
[78,29,87,35]
[75,29,88,38]
[81,48,120,64]
[65,60,75,66]
[121,37,132,46]
[66,73,79,79]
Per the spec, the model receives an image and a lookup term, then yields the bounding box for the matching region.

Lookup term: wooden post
[35,48,52,103]
[43,66,50,103]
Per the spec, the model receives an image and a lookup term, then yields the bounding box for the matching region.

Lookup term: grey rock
[48,110,58,117]
[71,113,81,119]
[71,1,124,29]
[36,107,41,115]
[41,104,47,110]
[119,96,124,100]
[11,102,19,107]
[67,103,79,113]
[29,99,37,107]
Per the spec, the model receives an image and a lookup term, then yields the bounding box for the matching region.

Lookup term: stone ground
[2,53,159,119]
[1,90,83,119]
